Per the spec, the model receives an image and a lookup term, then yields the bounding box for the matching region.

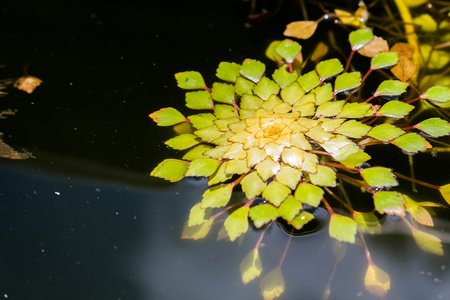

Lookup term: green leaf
[404,195,433,226]
[420,86,450,103]
[225,159,250,175]
[391,132,432,153]
[316,58,344,81]
[315,100,345,117]
[273,65,299,89]
[374,80,408,97]
[297,70,321,92]
[175,71,207,89]
[149,107,186,126]
[240,249,263,284]
[185,158,222,177]
[371,52,399,69]
[349,29,374,51]
[249,204,280,228]
[182,144,212,160]
[241,172,267,199]
[216,62,241,82]
[373,191,405,216]
[275,165,302,189]
[353,212,381,234]
[201,184,233,208]
[294,183,324,206]
[188,202,211,226]
[368,124,405,141]
[259,268,285,300]
[334,72,361,95]
[208,160,233,185]
[185,91,214,109]
[150,159,189,182]
[188,113,216,129]
[240,59,265,83]
[235,76,256,96]
[265,40,283,63]
[224,206,249,241]
[311,83,333,105]
[280,82,305,105]
[181,218,214,240]
[290,211,314,230]
[278,195,302,222]
[165,133,201,150]
[376,100,414,118]
[361,167,398,188]
[334,120,371,138]
[439,184,450,205]
[255,157,281,181]
[364,264,391,298]
[275,39,302,63]
[309,165,337,187]
[214,104,239,118]
[337,102,372,118]
[339,148,371,168]
[211,82,236,104]
[320,135,359,161]
[241,94,264,109]
[262,180,292,207]
[254,77,281,100]
[415,118,450,137]
[329,214,358,243]
[412,230,444,256]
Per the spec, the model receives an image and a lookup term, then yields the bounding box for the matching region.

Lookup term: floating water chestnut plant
[150,30,450,299]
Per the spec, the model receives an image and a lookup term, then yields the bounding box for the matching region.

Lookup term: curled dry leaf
[14,75,42,94]
[391,56,417,82]
[390,42,415,59]
[284,21,318,40]
[358,36,389,57]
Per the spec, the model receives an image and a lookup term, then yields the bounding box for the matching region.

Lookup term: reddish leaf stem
[277,233,293,269]
[324,162,360,173]
[254,221,274,252]
[344,50,355,73]
[358,232,373,266]
[405,96,421,104]
[393,172,440,190]
[203,86,211,92]
[232,102,240,110]
[321,197,335,216]
[361,68,373,83]
[323,186,355,214]
[364,94,376,103]
[337,173,368,190]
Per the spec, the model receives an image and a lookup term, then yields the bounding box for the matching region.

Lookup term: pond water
[1,1,449,299]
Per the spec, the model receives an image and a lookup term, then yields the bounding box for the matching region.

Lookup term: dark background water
[1,1,450,299]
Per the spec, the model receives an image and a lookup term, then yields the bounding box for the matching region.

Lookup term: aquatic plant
[149,3,450,299]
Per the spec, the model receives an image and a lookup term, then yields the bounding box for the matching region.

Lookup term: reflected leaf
[353,211,382,234]
[412,229,444,256]
[421,86,450,103]
[284,20,318,39]
[260,268,285,300]
[275,39,302,64]
[181,218,214,240]
[188,202,212,227]
[364,263,391,298]
[240,249,263,284]
[224,206,249,241]
[404,195,433,226]
[201,183,233,208]
[414,118,450,137]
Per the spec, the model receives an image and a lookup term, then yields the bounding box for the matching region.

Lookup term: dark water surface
[1,1,450,299]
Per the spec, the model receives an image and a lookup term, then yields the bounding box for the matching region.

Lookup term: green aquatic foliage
[150,33,450,299]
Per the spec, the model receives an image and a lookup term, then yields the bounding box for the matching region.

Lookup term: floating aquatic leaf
[349,29,373,51]
[391,132,432,153]
[290,211,314,230]
[337,102,372,118]
[185,90,214,110]
[188,113,216,129]
[309,165,336,187]
[165,133,201,150]
[262,180,291,207]
[368,124,405,141]
[182,144,212,160]
[294,182,324,207]
[315,100,344,117]
[374,80,409,98]
[13,75,42,94]
[280,82,305,104]
[373,191,405,216]
[273,66,298,89]
[150,159,189,182]
[255,157,281,181]
[361,167,398,188]
[275,165,302,189]
[249,204,280,228]
[316,58,343,81]
[334,72,361,94]
[415,118,450,137]
[224,206,249,241]
[181,218,214,240]
[275,39,302,63]
[376,100,414,119]
[241,171,267,199]
[149,107,187,126]
[235,76,256,96]
[211,82,236,105]
[339,149,371,168]
[188,202,212,227]
[185,158,222,177]
[216,62,241,82]
[364,264,391,298]
[240,59,265,83]
[255,77,281,100]
[439,184,450,205]
[175,71,207,89]
[297,70,321,92]
[278,195,302,222]
[329,214,357,243]
[260,268,285,300]
[284,20,318,39]
[240,249,263,284]
[334,120,371,138]
[412,229,444,256]
[371,52,399,70]
[391,56,416,82]
[420,86,450,103]
[214,104,238,118]
[311,83,333,105]
[201,183,233,208]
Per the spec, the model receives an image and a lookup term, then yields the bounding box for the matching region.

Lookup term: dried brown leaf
[14,75,43,94]
[390,42,415,58]
[284,21,318,40]
[358,36,389,57]
[391,56,417,82]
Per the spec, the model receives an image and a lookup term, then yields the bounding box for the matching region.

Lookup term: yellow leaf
[260,268,285,300]
[364,264,391,298]
[284,21,318,39]
[412,229,444,256]
[240,249,263,284]
[439,184,450,205]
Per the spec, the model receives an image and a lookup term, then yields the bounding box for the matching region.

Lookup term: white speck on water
[95,188,101,193]
[115,212,119,215]
[4,294,8,298]
[41,249,45,253]
[69,82,73,86]
[55,191,60,196]
[441,265,446,270]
